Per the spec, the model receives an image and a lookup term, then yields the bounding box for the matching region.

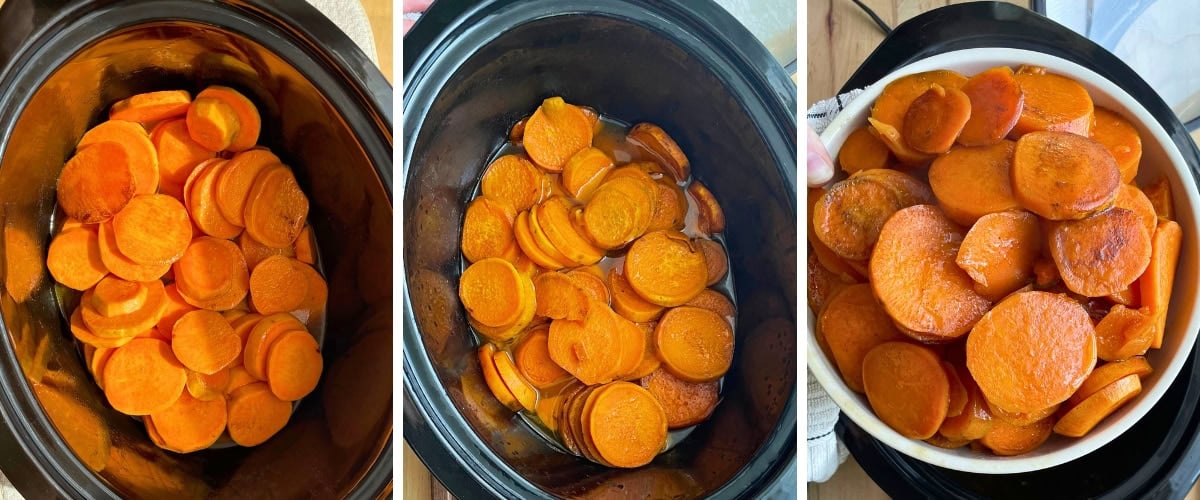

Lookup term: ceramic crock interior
[0,21,391,498]
[404,12,796,497]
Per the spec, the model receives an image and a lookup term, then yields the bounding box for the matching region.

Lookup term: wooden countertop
[807,1,1200,498]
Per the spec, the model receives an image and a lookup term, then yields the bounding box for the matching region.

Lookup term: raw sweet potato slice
[1094,304,1154,362]
[78,120,159,196]
[196,86,261,152]
[533,271,591,321]
[967,291,1096,414]
[239,231,297,271]
[1143,177,1174,220]
[1012,131,1119,220]
[1053,373,1141,437]
[287,261,327,328]
[1140,219,1182,348]
[561,148,614,202]
[110,90,192,123]
[627,123,690,181]
[1068,356,1152,408]
[186,368,231,401]
[978,417,1053,456]
[870,205,990,340]
[96,220,171,282]
[80,279,168,338]
[1090,108,1143,183]
[928,141,1020,226]
[186,96,239,152]
[523,97,592,171]
[958,66,1024,146]
[155,284,195,339]
[514,327,572,389]
[188,158,244,239]
[243,164,310,249]
[812,178,902,261]
[102,338,187,415]
[861,341,950,439]
[482,154,547,211]
[150,119,216,187]
[587,381,668,468]
[57,142,135,223]
[986,400,1059,427]
[249,255,308,315]
[242,313,305,380]
[148,390,226,453]
[265,330,323,401]
[226,382,292,446]
[548,300,624,385]
[837,126,892,173]
[1011,70,1094,137]
[171,310,241,375]
[92,275,147,316]
[818,284,904,393]
[902,83,972,154]
[70,306,133,349]
[955,210,1042,301]
[624,230,708,306]
[655,306,733,383]
[640,368,718,429]
[112,194,192,264]
[173,236,240,304]
[688,180,725,235]
[1050,208,1151,297]
[492,349,537,412]
[215,149,281,226]
[47,227,107,291]
[293,224,315,265]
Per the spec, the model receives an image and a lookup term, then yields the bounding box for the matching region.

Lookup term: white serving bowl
[810,47,1200,474]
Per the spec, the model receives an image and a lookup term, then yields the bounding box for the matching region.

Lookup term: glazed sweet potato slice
[148,390,226,453]
[942,362,968,418]
[57,142,135,223]
[1050,208,1151,297]
[1054,373,1141,437]
[870,205,990,340]
[1143,177,1174,220]
[871,69,968,130]
[561,148,614,202]
[640,368,718,429]
[249,255,308,315]
[482,154,547,211]
[47,227,107,291]
[1114,183,1158,241]
[492,349,537,412]
[195,86,261,152]
[693,238,728,286]
[861,341,950,440]
[1090,107,1143,183]
[902,83,972,154]
[818,284,904,393]
[243,164,309,248]
[683,289,735,321]
[688,180,725,235]
[215,149,281,226]
[848,168,934,208]
[647,179,687,232]
[112,194,192,264]
[478,343,520,411]
[226,382,292,446]
[939,363,994,441]
[150,119,216,189]
[957,66,1024,146]
[928,141,1020,226]
[1011,70,1094,137]
[102,338,187,415]
[955,210,1042,301]
[627,123,690,181]
[986,400,1059,427]
[1012,131,1119,220]
[533,271,591,321]
[1094,304,1154,362]
[1068,356,1152,408]
[514,211,566,269]
[866,118,936,165]
[514,327,572,389]
[548,300,624,385]
[1140,219,1182,348]
[655,306,733,383]
[567,269,609,304]
[587,381,668,468]
[608,268,664,322]
[583,176,655,249]
[78,120,159,196]
[110,90,191,123]
[978,417,1053,456]
[837,126,892,173]
[811,178,902,261]
[458,258,532,328]
[537,197,604,265]
[524,97,593,172]
[624,230,708,306]
[967,291,1096,414]
[461,195,517,263]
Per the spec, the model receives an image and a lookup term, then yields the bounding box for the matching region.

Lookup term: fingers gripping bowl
[810,48,1200,474]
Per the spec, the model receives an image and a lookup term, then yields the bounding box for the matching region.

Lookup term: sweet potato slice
[939,363,994,441]
[818,284,904,393]
[608,269,664,322]
[902,83,972,154]
[647,179,687,232]
[47,227,107,291]
[866,118,936,165]
[173,236,240,303]
[287,262,327,328]
[186,96,240,152]
[567,269,609,304]
[147,390,226,453]
[57,142,135,223]
[102,338,187,415]
[870,205,990,340]
[928,141,1020,226]
[640,368,718,429]
[849,168,934,208]
[186,368,231,401]
[967,291,1096,414]
[96,221,171,282]
[92,275,147,316]
[249,255,308,315]
[812,178,902,261]
[155,284,195,339]
[514,211,566,270]
[624,230,708,306]
[112,194,192,264]
[293,224,316,265]
[978,417,1053,456]
[239,231,297,271]
[514,327,572,389]
[1114,183,1158,241]
[986,400,1059,427]
[70,307,133,349]
[627,123,690,181]
[1011,70,1094,137]
[683,289,735,321]
[838,126,892,173]
[188,158,244,238]
[527,202,575,266]
[688,180,725,235]
[861,341,950,439]
[215,149,281,226]
[1090,108,1143,183]
[1054,373,1141,437]
[548,300,624,385]
[523,97,592,172]
[1143,177,1174,220]
[80,279,168,338]
[226,382,292,446]
[478,343,520,411]
[171,310,241,375]
[244,165,310,249]
[561,148,614,202]
[242,313,305,380]
[78,120,159,196]
[536,197,604,265]
[1094,304,1154,362]
[458,258,531,328]
[265,330,323,401]
[482,154,547,211]
[533,271,590,321]
[587,382,668,468]
[1069,356,1152,408]
[583,176,655,249]
[110,90,192,123]
[1050,208,1152,297]
[943,362,968,418]
[693,238,728,286]
[655,306,733,383]
[1140,219,1182,348]
[492,349,537,412]
[1012,131,1119,220]
[955,210,1042,301]
[462,196,519,264]
[196,86,260,152]
[957,66,1024,146]
[150,119,216,188]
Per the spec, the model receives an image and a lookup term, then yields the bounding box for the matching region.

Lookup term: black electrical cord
[851,0,892,35]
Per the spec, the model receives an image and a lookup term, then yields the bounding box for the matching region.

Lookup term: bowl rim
[809,46,1200,474]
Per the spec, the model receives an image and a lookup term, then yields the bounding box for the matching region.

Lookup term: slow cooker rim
[0,1,393,498]
[401,0,797,498]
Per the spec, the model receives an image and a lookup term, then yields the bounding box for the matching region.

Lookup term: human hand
[403,0,434,35]
[807,124,834,187]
